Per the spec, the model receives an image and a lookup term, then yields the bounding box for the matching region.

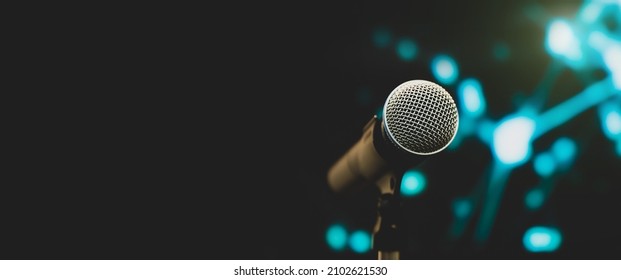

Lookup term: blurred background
[230,0,621,260]
[4,0,620,261]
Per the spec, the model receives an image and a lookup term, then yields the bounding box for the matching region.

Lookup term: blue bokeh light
[551,137,578,165]
[332,1,621,253]
[395,37,418,61]
[457,78,486,118]
[492,115,536,166]
[603,45,621,89]
[585,28,621,89]
[372,26,392,49]
[587,30,611,50]
[453,199,472,219]
[534,152,556,177]
[325,224,348,251]
[545,19,583,62]
[431,54,459,85]
[348,230,372,254]
[601,104,621,140]
[523,226,562,253]
[579,0,604,23]
[525,189,545,210]
[401,170,426,197]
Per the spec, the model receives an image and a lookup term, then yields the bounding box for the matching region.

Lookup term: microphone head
[382,80,459,155]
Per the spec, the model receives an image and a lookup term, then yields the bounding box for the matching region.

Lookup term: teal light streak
[534,78,619,139]
[474,160,512,243]
[451,1,621,249]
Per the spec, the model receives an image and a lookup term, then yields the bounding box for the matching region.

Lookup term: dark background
[4,0,620,260]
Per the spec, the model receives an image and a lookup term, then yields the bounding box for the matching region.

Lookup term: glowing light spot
[492,116,535,166]
[525,189,545,210]
[477,119,495,145]
[534,152,556,177]
[523,226,562,253]
[580,1,603,23]
[372,26,392,49]
[529,233,551,247]
[431,54,459,85]
[603,45,621,89]
[599,102,621,140]
[395,38,418,61]
[587,31,610,50]
[458,78,486,118]
[605,110,621,137]
[463,87,481,113]
[545,19,582,61]
[348,230,371,253]
[401,170,426,197]
[535,79,614,138]
[552,137,577,166]
[325,224,348,251]
[453,199,472,219]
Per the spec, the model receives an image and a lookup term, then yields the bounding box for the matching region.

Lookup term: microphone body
[327,80,459,194]
[327,116,424,194]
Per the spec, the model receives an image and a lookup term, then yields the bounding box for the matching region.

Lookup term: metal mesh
[383,80,459,155]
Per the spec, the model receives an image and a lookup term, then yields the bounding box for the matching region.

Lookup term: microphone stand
[372,170,405,260]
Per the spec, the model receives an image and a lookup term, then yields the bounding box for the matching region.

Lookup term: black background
[5,0,620,260]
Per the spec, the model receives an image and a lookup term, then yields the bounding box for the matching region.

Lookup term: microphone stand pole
[372,169,405,260]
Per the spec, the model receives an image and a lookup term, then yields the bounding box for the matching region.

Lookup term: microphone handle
[327,117,389,194]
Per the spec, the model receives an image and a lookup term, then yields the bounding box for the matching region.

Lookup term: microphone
[327,79,459,194]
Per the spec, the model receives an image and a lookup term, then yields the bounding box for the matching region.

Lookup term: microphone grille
[383,80,459,155]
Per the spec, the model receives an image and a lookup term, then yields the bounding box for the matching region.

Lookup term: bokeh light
[431,54,459,85]
[401,170,426,197]
[492,116,535,166]
[523,226,563,253]
[325,224,348,251]
[348,230,372,254]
